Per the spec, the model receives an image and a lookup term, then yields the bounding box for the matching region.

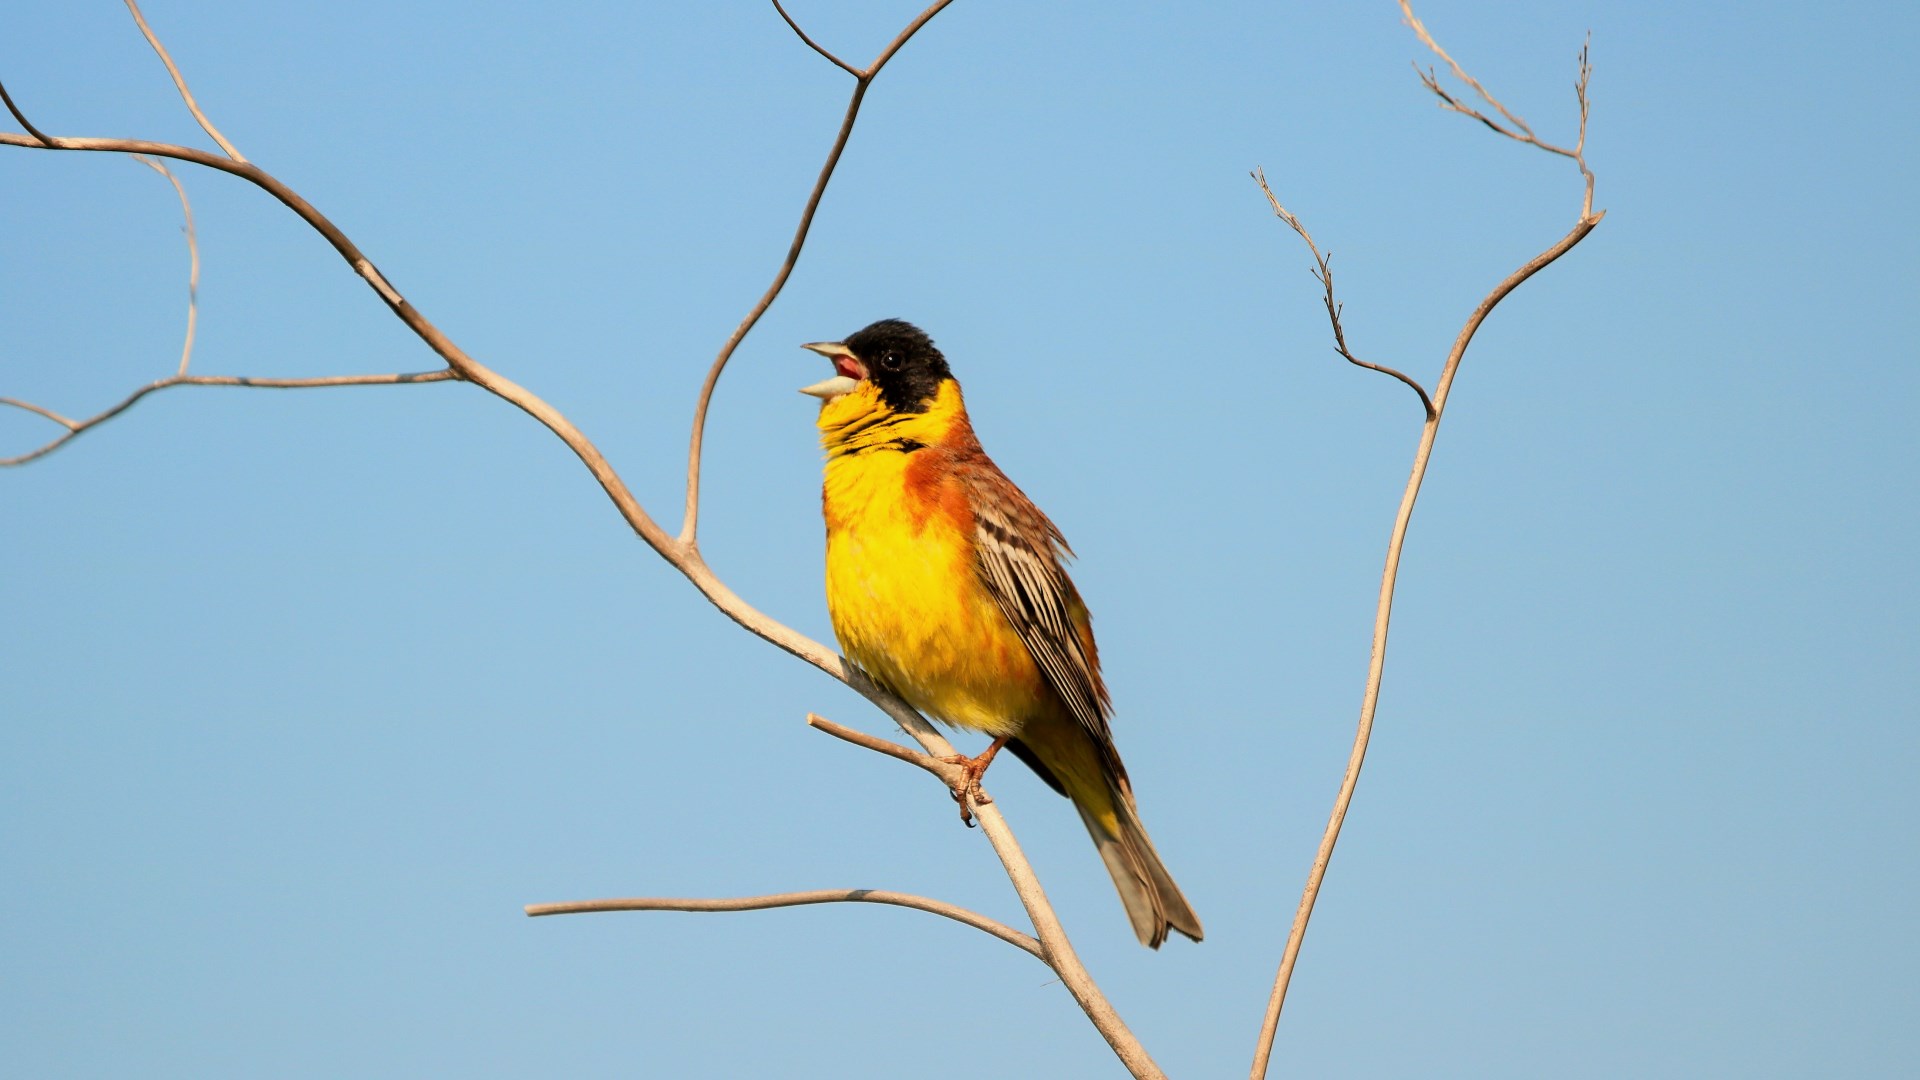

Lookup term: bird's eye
[879,351,903,371]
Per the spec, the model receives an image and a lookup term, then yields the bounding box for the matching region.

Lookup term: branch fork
[1247,7,1604,1077]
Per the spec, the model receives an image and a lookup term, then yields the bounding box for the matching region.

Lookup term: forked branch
[679,0,958,547]
[125,0,246,161]
[1247,7,1604,1079]
[1402,0,1596,220]
[0,154,454,467]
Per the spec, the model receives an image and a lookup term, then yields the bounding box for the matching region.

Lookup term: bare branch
[679,0,957,548]
[130,155,200,376]
[1252,168,1436,418]
[526,888,1046,961]
[0,77,55,147]
[2,371,458,467]
[808,712,967,787]
[772,0,863,78]
[123,0,246,162]
[972,801,1166,1076]
[805,713,1165,1078]
[1571,38,1597,221]
[1400,0,1537,142]
[0,398,77,429]
[1401,1,1599,221]
[1249,9,1604,1079]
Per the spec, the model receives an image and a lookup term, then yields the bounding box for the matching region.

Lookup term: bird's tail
[1007,731,1203,948]
[1075,782,1204,949]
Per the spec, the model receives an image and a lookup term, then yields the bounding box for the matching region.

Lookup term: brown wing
[962,459,1118,764]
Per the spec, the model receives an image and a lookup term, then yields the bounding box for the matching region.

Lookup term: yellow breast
[818,383,1047,736]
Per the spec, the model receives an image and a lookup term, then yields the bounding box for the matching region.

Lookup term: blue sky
[4,1,1916,1076]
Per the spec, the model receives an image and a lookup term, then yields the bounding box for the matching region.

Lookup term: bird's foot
[939,736,1009,828]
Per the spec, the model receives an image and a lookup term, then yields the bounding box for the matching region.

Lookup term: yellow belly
[824,456,1044,737]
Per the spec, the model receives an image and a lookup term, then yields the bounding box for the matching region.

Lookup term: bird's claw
[939,752,996,828]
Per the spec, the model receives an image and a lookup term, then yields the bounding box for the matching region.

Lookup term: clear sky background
[4,2,1915,1077]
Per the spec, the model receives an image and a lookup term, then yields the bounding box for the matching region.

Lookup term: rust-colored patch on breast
[900,448,967,533]
[902,410,984,534]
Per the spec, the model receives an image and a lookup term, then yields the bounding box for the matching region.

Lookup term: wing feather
[963,465,1117,762]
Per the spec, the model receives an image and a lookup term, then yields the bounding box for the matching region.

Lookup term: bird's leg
[940,735,1009,827]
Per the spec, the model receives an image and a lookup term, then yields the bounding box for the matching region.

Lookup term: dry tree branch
[0,152,454,467]
[1402,0,1596,221]
[3,6,1163,1076]
[1246,9,1604,1080]
[130,156,199,377]
[0,77,53,146]
[807,712,967,786]
[1400,1,1536,142]
[124,0,246,162]
[772,0,863,78]
[1253,168,1435,418]
[525,889,1045,961]
[2,372,458,468]
[678,0,957,548]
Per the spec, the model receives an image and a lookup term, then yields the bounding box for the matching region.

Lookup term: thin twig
[1570,38,1597,220]
[131,156,199,376]
[772,0,863,78]
[679,0,957,547]
[0,77,55,147]
[1402,1,1598,222]
[0,398,76,429]
[807,713,966,786]
[2,371,458,467]
[1252,168,1435,418]
[124,0,246,161]
[1248,10,1605,1080]
[1400,0,1536,142]
[526,889,1046,961]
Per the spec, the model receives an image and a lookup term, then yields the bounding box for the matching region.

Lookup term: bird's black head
[834,319,953,414]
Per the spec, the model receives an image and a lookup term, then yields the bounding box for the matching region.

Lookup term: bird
[798,319,1203,948]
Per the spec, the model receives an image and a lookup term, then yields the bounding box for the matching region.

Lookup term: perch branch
[807,712,968,787]
[678,0,956,547]
[1248,10,1604,1080]
[964,775,1166,1076]
[526,889,1045,961]
[809,711,1164,1077]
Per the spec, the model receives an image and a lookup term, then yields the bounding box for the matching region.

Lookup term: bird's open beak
[799,340,865,400]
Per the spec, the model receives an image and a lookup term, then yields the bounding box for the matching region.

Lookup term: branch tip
[1251,170,1435,416]
[772,0,862,77]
